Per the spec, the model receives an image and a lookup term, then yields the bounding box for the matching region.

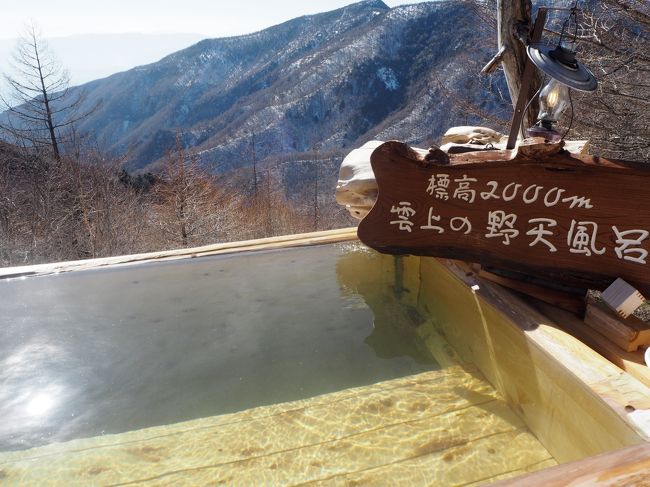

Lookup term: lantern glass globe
[538,79,570,130]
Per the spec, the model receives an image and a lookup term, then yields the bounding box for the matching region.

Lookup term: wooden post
[506,8,548,149]
[497,0,542,136]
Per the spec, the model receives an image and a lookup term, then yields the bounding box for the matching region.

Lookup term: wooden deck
[0,365,554,486]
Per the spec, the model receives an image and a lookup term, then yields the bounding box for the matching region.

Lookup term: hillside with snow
[7,0,506,172]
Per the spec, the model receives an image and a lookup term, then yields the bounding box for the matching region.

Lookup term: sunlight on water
[0,243,556,486]
[0,365,555,486]
[0,242,437,451]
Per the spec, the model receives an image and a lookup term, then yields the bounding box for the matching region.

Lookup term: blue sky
[1,1,432,39]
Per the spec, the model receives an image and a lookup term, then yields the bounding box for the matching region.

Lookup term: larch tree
[152,135,231,248]
[0,23,89,161]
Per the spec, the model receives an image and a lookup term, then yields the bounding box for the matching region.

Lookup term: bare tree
[312,159,319,231]
[152,135,229,248]
[0,23,90,161]
[570,0,650,160]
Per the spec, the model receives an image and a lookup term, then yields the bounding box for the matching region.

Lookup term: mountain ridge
[4,1,505,172]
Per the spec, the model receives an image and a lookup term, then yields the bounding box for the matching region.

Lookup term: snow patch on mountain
[376,67,399,90]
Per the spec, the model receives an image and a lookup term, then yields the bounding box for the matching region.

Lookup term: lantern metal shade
[527,43,598,92]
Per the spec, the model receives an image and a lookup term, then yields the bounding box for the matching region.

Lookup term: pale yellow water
[0,364,554,486]
[0,243,556,485]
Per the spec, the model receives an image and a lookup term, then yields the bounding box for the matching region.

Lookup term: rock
[335,140,429,220]
[441,126,507,146]
[335,141,384,220]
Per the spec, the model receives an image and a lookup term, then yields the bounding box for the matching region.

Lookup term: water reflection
[336,245,435,364]
[0,243,437,452]
[25,392,56,417]
[0,342,72,448]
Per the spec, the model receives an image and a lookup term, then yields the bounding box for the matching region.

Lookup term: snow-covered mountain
[24,0,506,171]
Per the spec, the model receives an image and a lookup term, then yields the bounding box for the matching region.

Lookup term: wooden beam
[506,8,548,149]
[0,366,554,486]
[498,0,535,107]
[478,268,585,314]
[585,296,650,352]
[536,300,650,388]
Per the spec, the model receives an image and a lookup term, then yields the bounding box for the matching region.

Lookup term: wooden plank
[0,368,552,486]
[500,2,545,145]
[0,366,494,463]
[504,2,545,150]
[106,406,540,487]
[462,459,558,487]
[0,227,359,279]
[306,429,553,487]
[478,268,585,314]
[412,255,650,463]
[585,295,650,352]
[358,140,650,295]
[490,442,650,486]
[535,300,650,389]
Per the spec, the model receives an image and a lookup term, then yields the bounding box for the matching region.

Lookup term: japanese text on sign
[387,173,648,265]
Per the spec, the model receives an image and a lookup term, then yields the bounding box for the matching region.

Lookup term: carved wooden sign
[358,140,650,295]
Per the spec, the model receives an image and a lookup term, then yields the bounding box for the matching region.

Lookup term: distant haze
[0,33,206,96]
[0,1,431,40]
[0,2,435,96]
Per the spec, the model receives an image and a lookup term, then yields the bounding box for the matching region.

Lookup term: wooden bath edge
[423,255,650,454]
[0,227,361,279]
[490,442,650,486]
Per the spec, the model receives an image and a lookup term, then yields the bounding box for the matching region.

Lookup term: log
[497,0,541,133]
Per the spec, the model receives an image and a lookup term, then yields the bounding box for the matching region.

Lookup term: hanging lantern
[526,79,570,141]
[524,5,598,141]
[527,44,598,92]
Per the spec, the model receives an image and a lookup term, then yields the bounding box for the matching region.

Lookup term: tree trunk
[31,29,61,161]
[497,0,541,133]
